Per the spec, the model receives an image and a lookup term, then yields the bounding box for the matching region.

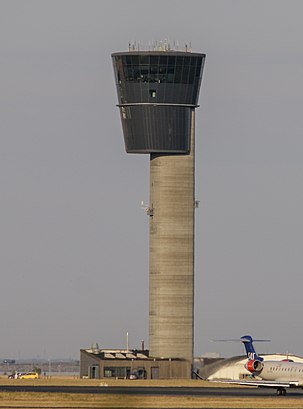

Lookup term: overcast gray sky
[1,0,303,359]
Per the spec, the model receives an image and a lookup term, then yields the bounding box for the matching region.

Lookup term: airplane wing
[210,379,300,388]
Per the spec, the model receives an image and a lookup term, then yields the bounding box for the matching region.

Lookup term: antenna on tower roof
[126,40,194,52]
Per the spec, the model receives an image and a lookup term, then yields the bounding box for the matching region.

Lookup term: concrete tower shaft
[149,110,195,363]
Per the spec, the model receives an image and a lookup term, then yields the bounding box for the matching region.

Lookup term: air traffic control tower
[112,44,205,375]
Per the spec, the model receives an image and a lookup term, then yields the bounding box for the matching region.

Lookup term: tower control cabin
[112,47,205,377]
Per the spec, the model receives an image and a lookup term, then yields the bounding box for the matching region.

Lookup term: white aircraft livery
[213,335,303,396]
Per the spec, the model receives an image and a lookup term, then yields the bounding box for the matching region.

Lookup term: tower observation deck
[112,46,205,377]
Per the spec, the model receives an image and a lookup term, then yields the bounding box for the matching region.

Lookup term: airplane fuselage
[260,360,303,386]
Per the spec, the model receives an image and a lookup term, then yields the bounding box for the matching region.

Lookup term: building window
[150,90,156,98]
[114,55,204,85]
[104,367,131,379]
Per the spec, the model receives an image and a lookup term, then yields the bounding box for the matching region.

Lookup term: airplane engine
[245,359,264,374]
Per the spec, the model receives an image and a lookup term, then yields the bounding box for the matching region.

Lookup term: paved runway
[0,385,303,398]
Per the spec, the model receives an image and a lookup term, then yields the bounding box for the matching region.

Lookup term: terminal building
[80,344,190,379]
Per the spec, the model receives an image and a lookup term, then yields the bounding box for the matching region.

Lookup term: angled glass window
[159,55,168,65]
[139,55,149,65]
[188,65,196,84]
[176,56,184,66]
[150,55,159,65]
[174,65,182,83]
[149,65,159,83]
[140,65,149,82]
[133,66,141,81]
[168,56,176,66]
[167,65,175,83]
[181,66,189,83]
[195,57,203,77]
[127,66,134,81]
[131,55,139,65]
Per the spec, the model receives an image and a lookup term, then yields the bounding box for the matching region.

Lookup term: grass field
[0,377,303,408]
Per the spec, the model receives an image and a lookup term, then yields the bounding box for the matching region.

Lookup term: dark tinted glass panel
[195,64,201,79]
[176,56,184,66]
[133,67,140,80]
[139,55,149,65]
[183,56,192,66]
[126,55,132,65]
[159,55,168,65]
[123,64,129,79]
[158,64,167,83]
[181,66,189,83]
[140,65,149,82]
[150,65,158,74]
[167,73,175,83]
[167,66,175,83]
[196,57,202,75]
[195,67,201,78]
[127,66,134,80]
[168,56,176,65]
[150,65,158,82]
[175,65,182,82]
[140,65,149,74]
[149,75,157,83]
[150,55,159,65]
[188,65,195,84]
[132,55,139,65]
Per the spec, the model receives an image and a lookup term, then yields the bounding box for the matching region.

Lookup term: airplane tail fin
[240,335,267,361]
[211,335,270,362]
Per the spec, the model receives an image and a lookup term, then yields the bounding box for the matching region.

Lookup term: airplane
[211,335,303,396]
